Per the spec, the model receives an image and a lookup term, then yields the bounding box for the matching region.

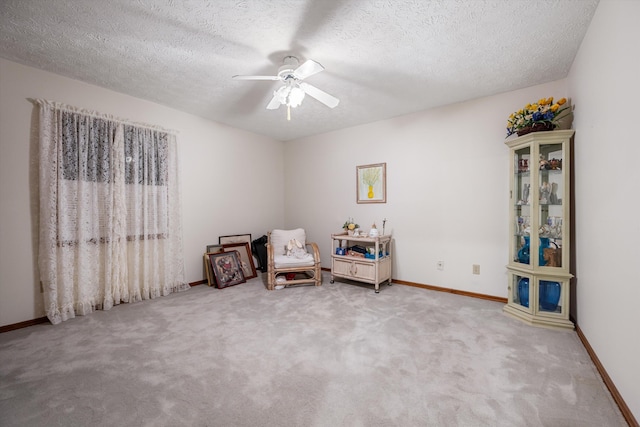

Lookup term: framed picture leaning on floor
[222,242,257,279]
[208,251,246,288]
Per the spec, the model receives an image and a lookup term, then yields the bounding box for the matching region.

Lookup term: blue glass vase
[539,281,561,311]
[517,277,529,307]
[517,236,530,264]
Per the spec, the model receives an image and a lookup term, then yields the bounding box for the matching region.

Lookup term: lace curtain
[37,100,188,324]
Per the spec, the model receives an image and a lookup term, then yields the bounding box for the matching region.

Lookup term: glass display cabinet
[504,130,575,329]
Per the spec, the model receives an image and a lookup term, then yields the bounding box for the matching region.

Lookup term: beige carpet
[0,273,626,426]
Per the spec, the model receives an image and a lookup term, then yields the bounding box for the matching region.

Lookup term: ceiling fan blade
[293,59,324,80]
[299,82,339,108]
[266,94,281,110]
[232,75,280,81]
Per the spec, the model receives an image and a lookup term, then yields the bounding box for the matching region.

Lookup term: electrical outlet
[472,264,480,275]
[437,261,444,270]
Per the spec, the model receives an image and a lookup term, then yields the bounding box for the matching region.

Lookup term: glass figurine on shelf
[549,183,559,204]
[522,183,530,205]
[540,182,551,204]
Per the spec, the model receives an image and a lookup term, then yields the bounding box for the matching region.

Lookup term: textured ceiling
[0,0,599,141]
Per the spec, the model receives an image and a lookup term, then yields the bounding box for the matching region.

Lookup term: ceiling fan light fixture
[274,85,290,104]
[288,86,305,108]
[273,84,305,108]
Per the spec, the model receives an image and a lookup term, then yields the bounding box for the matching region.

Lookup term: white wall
[284,79,568,299]
[0,58,285,326]
[567,0,640,419]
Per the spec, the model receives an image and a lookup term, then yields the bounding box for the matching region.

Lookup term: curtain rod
[30,98,179,135]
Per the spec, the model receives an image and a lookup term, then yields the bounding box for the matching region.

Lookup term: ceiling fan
[233,56,340,120]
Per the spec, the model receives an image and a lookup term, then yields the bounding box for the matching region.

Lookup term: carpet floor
[0,273,626,426]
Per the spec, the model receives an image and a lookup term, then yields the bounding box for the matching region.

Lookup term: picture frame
[208,251,246,289]
[222,242,257,279]
[219,233,252,246]
[206,244,224,254]
[204,253,217,287]
[203,245,225,285]
[357,162,386,204]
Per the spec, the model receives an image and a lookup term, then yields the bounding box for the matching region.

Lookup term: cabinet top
[331,232,392,242]
[505,129,575,148]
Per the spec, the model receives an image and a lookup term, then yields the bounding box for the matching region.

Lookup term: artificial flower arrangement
[506,97,569,137]
[342,218,359,231]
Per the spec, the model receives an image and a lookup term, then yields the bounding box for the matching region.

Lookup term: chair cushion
[270,228,306,255]
[274,253,315,268]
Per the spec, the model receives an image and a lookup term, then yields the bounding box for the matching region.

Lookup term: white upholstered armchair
[266,228,321,290]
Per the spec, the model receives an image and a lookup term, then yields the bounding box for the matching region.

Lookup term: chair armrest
[266,242,275,266]
[305,242,321,262]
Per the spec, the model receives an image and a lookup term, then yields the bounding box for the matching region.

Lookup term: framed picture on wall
[208,251,246,289]
[222,242,257,279]
[357,162,386,203]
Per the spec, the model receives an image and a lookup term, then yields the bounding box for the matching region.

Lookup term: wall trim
[321,267,506,303]
[576,325,638,427]
[0,316,49,333]
[392,278,508,303]
[189,279,207,287]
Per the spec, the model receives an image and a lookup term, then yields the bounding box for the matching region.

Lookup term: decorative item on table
[364,247,386,259]
[369,223,379,237]
[347,245,367,258]
[342,218,359,235]
[506,97,569,137]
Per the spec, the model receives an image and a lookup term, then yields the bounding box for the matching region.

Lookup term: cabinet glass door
[514,146,531,265]
[509,273,531,311]
[536,278,565,315]
[538,143,564,268]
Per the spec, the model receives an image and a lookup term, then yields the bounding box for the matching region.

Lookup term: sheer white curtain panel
[37,100,188,324]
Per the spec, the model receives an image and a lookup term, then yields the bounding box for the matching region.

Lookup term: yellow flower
[547,97,554,104]
[348,223,356,230]
[557,98,567,105]
[538,98,547,105]
[550,104,559,112]
[530,103,538,110]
